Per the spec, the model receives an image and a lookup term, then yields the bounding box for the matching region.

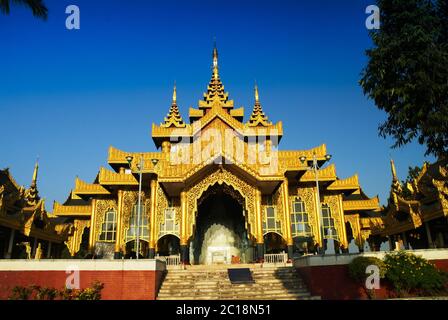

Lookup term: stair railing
[156,253,181,269]
[263,251,288,266]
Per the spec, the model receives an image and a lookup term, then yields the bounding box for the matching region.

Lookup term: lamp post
[299,153,332,252]
[126,155,144,260]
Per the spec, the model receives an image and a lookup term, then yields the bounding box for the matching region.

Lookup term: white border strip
[294,249,448,268]
[0,259,166,271]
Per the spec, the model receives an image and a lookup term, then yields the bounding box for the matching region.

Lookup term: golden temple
[2,46,446,262]
[49,45,382,262]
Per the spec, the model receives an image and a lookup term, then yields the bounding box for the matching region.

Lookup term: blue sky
[0,0,434,207]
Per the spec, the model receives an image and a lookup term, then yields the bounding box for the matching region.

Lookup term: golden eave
[343,196,381,211]
[73,177,110,196]
[327,174,359,191]
[300,163,337,182]
[98,167,138,186]
[108,146,163,169]
[189,107,204,119]
[279,144,328,171]
[230,107,244,118]
[53,201,91,217]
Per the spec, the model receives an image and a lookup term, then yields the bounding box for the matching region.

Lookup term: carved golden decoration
[322,194,344,242]
[95,199,118,242]
[65,219,90,256]
[120,191,150,245]
[344,214,362,247]
[295,187,318,239]
[156,183,172,239]
[185,167,257,241]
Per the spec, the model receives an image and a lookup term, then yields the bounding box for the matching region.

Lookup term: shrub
[348,256,386,299]
[8,281,104,300]
[384,251,447,297]
[9,286,33,300]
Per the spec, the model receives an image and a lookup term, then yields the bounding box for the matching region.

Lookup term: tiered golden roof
[160,85,186,128]
[248,85,272,127]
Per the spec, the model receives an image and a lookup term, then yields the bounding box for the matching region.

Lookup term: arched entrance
[191,184,251,265]
[264,232,287,254]
[157,234,180,256]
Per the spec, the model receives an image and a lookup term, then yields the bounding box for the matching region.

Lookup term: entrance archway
[191,184,251,265]
[264,232,287,254]
[157,235,180,256]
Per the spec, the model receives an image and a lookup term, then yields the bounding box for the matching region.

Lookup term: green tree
[360,0,448,158]
[0,0,48,20]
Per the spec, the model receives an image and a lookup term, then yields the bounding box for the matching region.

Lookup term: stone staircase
[156,264,320,300]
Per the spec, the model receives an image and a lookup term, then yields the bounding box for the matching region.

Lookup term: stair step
[156,266,313,300]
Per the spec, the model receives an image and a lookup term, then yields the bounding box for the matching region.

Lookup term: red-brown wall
[0,270,165,300]
[297,259,448,300]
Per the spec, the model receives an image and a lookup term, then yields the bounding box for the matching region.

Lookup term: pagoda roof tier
[98,167,138,186]
[73,177,110,197]
[299,164,337,182]
[108,146,163,172]
[278,144,329,172]
[342,196,381,211]
[327,174,360,192]
[53,201,92,217]
[152,108,283,148]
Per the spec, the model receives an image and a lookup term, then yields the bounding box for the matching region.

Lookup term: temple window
[99,209,117,242]
[125,203,149,242]
[159,199,179,236]
[291,198,312,237]
[321,204,338,240]
[263,196,281,233]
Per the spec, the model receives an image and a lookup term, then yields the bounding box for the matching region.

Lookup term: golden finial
[172,82,177,104]
[31,157,39,187]
[390,159,398,182]
[213,38,218,68]
[254,84,259,103]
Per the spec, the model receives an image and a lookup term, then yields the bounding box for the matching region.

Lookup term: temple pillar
[32,238,38,257]
[149,179,158,259]
[281,179,293,259]
[338,195,349,248]
[114,190,124,259]
[180,190,190,264]
[402,232,408,249]
[5,229,15,259]
[47,241,52,259]
[88,199,97,253]
[255,188,264,261]
[425,221,434,248]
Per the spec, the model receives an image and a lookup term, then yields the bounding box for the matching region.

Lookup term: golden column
[255,188,264,261]
[149,179,158,258]
[88,199,97,252]
[114,190,124,258]
[281,178,293,259]
[180,190,189,263]
[338,194,348,248]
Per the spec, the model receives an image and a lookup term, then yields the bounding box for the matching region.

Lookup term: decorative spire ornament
[160,84,186,128]
[248,84,271,127]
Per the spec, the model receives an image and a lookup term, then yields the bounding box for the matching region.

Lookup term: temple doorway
[191,185,250,265]
[157,235,180,256]
[264,232,287,254]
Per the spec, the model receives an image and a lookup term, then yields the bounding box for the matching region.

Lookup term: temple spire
[172,82,177,104]
[31,158,39,188]
[254,84,260,104]
[212,42,219,80]
[248,84,271,127]
[25,158,40,206]
[160,84,186,128]
[390,159,398,182]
